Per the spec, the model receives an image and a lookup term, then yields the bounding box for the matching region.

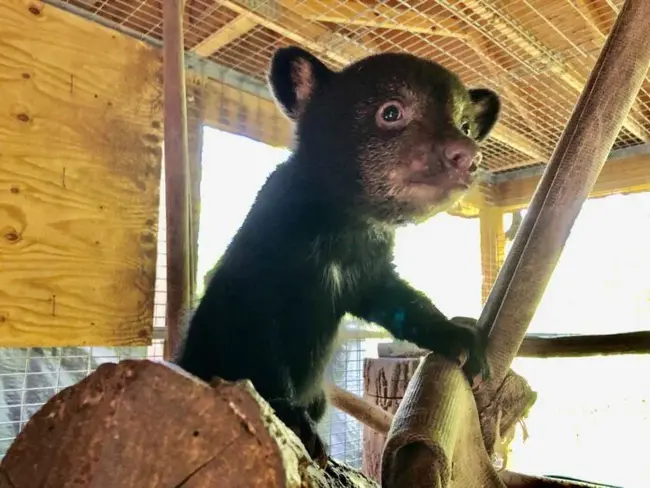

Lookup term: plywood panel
[0,1,163,346]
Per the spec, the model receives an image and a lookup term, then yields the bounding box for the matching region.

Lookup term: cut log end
[0,359,378,488]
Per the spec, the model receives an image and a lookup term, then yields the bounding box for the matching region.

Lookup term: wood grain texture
[0,360,379,488]
[0,1,163,346]
[361,357,421,481]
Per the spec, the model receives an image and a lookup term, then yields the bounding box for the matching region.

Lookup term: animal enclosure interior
[0,0,649,486]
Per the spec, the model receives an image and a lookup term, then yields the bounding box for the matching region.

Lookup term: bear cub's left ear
[268,46,336,121]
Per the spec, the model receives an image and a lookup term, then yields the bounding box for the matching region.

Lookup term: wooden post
[361,357,421,481]
[186,74,206,306]
[162,0,192,360]
[479,208,505,305]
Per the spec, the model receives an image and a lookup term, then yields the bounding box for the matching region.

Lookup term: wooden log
[0,360,378,488]
[327,383,392,436]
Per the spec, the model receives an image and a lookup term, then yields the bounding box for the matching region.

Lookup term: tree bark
[0,360,378,488]
[361,357,421,480]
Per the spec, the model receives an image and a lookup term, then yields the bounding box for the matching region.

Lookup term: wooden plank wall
[0,1,163,346]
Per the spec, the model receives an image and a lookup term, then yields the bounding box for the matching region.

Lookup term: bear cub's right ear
[268,46,335,121]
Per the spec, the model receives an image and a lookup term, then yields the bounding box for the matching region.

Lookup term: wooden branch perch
[376,331,650,359]
[330,356,610,488]
[0,360,378,488]
[0,359,608,487]
[380,353,504,487]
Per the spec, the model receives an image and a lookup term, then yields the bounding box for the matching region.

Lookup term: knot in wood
[4,228,21,242]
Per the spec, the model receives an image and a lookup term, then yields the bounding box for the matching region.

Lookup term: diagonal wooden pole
[475,0,650,406]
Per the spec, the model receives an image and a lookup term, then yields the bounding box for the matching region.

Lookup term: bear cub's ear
[468,88,501,141]
[268,46,335,121]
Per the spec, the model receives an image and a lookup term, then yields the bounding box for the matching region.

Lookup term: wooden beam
[291,0,466,38]
[377,331,650,359]
[162,0,192,359]
[192,15,257,57]
[186,75,206,308]
[494,151,650,210]
[0,0,162,347]
[222,0,370,65]
[457,0,649,142]
[574,0,615,34]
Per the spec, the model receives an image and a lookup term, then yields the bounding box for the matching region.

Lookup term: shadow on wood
[0,360,378,488]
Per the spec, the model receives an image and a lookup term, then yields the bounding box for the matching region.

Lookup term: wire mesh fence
[47,0,650,177]
[0,341,165,458]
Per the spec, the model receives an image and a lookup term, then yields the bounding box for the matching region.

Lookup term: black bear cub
[175,46,500,467]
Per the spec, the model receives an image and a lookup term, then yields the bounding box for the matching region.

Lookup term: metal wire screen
[320,338,367,468]
[46,0,650,177]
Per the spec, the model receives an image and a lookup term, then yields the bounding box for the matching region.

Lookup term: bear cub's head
[268,46,500,224]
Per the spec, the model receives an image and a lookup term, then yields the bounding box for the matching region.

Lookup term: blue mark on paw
[393,308,405,334]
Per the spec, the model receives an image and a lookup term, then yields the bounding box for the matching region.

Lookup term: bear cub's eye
[376,101,406,128]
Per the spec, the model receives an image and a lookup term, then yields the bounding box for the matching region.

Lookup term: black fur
[174,47,501,467]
